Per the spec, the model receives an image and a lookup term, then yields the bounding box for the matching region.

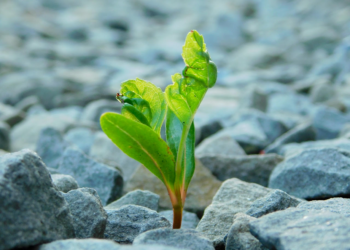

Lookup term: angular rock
[264,122,316,154]
[194,118,223,144]
[64,127,96,154]
[0,122,10,151]
[58,147,123,205]
[269,148,350,199]
[0,150,75,250]
[239,86,268,112]
[38,239,120,250]
[311,106,350,140]
[0,102,25,127]
[63,188,107,239]
[14,95,40,112]
[105,189,159,211]
[134,228,214,250]
[10,113,76,151]
[195,134,246,158]
[89,132,139,181]
[80,99,122,124]
[196,178,271,249]
[199,154,283,186]
[52,174,79,193]
[159,210,199,229]
[267,93,313,116]
[250,198,350,250]
[221,109,287,153]
[39,239,186,250]
[280,138,350,157]
[246,189,302,218]
[125,160,221,216]
[225,213,267,250]
[36,128,70,169]
[104,205,170,244]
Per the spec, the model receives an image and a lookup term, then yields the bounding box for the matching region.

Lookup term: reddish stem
[172,205,183,229]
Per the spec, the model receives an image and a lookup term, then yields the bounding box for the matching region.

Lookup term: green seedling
[100,30,217,228]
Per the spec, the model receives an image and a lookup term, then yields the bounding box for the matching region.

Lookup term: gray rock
[134,228,214,250]
[239,86,268,112]
[267,93,313,116]
[0,150,75,250]
[39,239,187,250]
[158,210,199,229]
[52,174,79,193]
[222,110,287,153]
[10,113,76,151]
[14,95,40,112]
[280,138,350,157]
[64,127,96,154]
[196,178,271,249]
[311,106,350,140]
[269,148,350,199]
[50,106,83,120]
[80,99,122,124]
[104,205,171,244]
[63,188,107,239]
[58,147,123,205]
[36,128,70,169]
[199,154,283,186]
[0,102,25,127]
[310,82,335,103]
[0,149,8,156]
[264,122,316,154]
[90,132,140,181]
[38,239,120,250]
[195,134,246,158]
[249,198,350,250]
[246,189,302,218]
[105,190,159,211]
[194,118,223,145]
[0,122,10,151]
[225,213,268,250]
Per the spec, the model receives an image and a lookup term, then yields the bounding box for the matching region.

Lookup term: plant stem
[172,205,183,229]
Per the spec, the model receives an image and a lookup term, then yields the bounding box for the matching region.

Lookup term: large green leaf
[100,112,175,187]
[119,78,166,135]
[166,108,195,198]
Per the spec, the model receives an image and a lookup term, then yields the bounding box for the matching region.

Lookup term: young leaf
[166,108,195,201]
[100,112,175,187]
[165,30,217,125]
[119,78,166,135]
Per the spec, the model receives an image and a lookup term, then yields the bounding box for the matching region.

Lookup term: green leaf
[100,112,175,187]
[166,108,195,195]
[119,78,166,135]
[165,30,217,125]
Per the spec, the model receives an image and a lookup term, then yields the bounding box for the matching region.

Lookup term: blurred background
[1,0,350,155]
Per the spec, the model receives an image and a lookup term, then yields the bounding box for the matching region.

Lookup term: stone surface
[159,210,199,229]
[0,150,75,250]
[311,106,350,140]
[134,228,214,250]
[199,154,283,186]
[80,99,122,124]
[52,174,79,193]
[196,178,271,249]
[105,189,159,211]
[38,239,120,250]
[195,134,246,157]
[225,213,267,250]
[246,189,302,218]
[89,132,140,181]
[64,127,96,154]
[269,148,350,199]
[125,160,221,216]
[0,122,10,151]
[250,198,350,250]
[104,205,170,244]
[0,102,25,127]
[264,122,316,154]
[10,113,76,151]
[63,188,107,239]
[58,147,123,205]
[36,128,70,169]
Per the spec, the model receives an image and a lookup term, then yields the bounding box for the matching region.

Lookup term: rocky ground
[1,0,350,250]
